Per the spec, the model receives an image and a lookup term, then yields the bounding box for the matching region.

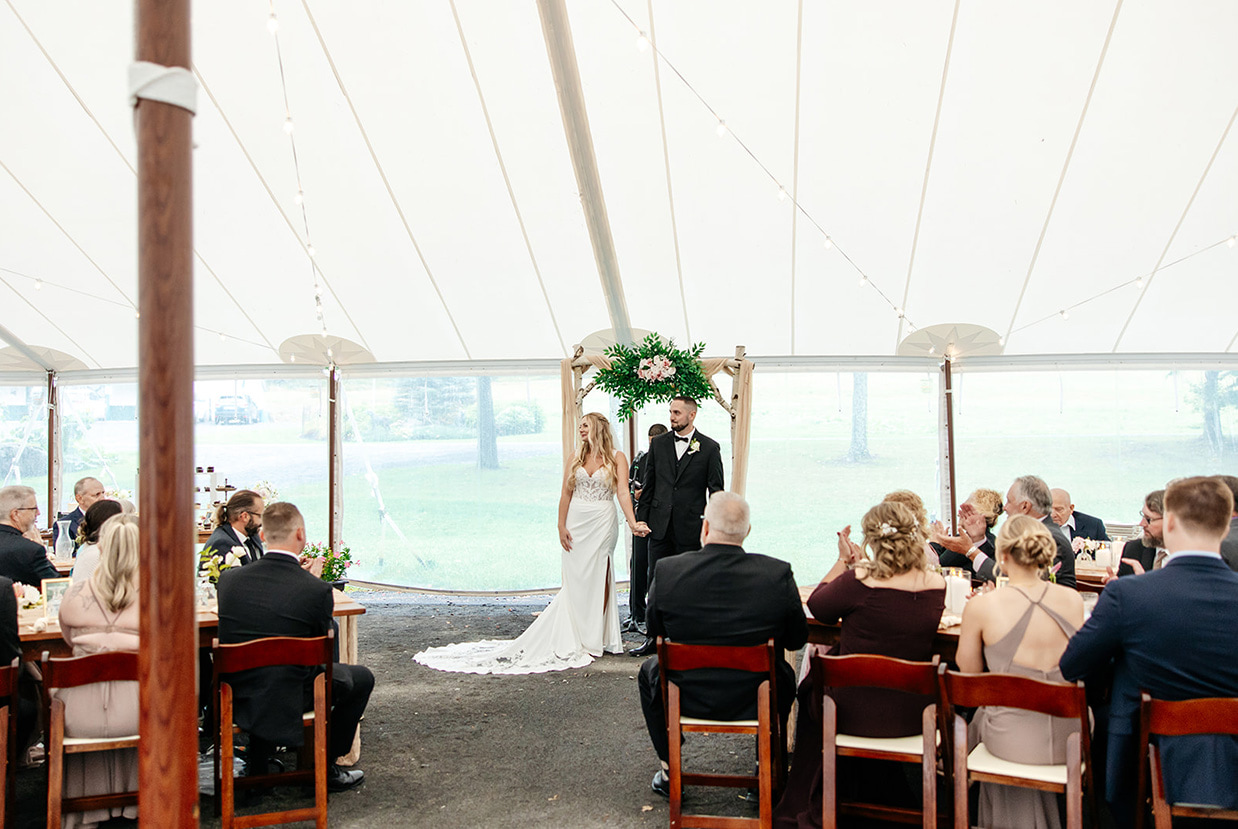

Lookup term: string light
[1229,236,1237,248]
[1059,310,1069,320]
[896,308,904,318]
[294,190,304,205]
[636,32,649,51]
[266,13,279,33]
[823,238,833,250]
[218,331,226,342]
[306,243,316,258]
[283,116,294,134]
[859,275,868,287]
[33,279,42,290]
[715,120,727,137]
[289,354,296,362]
[134,310,140,319]
[1135,276,1144,289]
[777,187,787,202]
[998,336,1006,346]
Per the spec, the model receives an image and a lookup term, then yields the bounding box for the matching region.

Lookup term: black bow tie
[674,434,690,442]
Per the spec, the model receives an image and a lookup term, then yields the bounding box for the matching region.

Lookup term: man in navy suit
[51,476,105,550]
[1061,476,1238,824]
[1050,488,1109,542]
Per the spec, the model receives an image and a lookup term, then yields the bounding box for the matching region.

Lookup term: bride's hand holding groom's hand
[630,521,651,538]
[559,525,573,552]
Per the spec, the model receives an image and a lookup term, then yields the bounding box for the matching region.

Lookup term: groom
[630,396,724,657]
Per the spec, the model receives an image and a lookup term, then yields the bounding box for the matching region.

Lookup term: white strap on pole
[128,61,197,114]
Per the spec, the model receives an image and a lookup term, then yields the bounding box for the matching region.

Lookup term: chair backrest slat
[0,658,18,698]
[212,632,334,675]
[817,653,940,696]
[42,651,139,689]
[660,640,773,674]
[939,668,1085,719]
[1145,696,1238,737]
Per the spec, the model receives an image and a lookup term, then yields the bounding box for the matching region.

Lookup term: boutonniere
[231,545,247,560]
[688,439,700,454]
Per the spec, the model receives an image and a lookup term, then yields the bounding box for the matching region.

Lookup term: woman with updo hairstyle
[57,514,141,827]
[774,501,946,829]
[70,499,124,584]
[955,514,1084,829]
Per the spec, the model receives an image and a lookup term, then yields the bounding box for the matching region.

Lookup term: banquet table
[18,588,365,662]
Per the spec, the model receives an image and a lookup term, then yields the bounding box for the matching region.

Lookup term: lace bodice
[573,467,615,503]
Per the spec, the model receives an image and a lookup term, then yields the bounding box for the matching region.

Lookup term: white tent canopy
[2,0,1237,373]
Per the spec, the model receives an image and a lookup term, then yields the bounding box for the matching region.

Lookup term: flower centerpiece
[303,541,355,585]
[593,333,712,420]
[199,546,243,584]
[251,480,280,502]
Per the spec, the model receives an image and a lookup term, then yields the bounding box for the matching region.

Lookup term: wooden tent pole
[136,0,198,824]
[329,366,341,546]
[942,358,958,533]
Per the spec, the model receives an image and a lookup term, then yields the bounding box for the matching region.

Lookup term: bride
[415,412,650,674]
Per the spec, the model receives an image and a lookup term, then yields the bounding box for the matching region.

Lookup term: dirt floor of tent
[16,589,803,829]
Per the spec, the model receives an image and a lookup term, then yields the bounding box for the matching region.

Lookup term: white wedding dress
[414,466,625,674]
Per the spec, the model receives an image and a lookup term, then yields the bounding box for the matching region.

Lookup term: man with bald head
[1050,488,1109,543]
[53,476,105,550]
[637,492,807,796]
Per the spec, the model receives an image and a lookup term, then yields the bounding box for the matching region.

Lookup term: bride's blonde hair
[568,412,618,491]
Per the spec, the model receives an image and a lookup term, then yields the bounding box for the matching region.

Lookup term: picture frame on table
[42,577,72,621]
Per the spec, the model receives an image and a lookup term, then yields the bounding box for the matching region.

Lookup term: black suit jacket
[1220,517,1238,573]
[0,576,20,666]
[1065,510,1109,542]
[204,525,264,566]
[645,543,807,720]
[635,430,725,544]
[0,524,59,587]
[1060,555,1238,809]
[217,553,333,746]
[1117,537,1158,576]
[941,516,1074,586]
[934,530,997,581]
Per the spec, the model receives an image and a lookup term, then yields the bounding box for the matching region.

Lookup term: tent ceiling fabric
[2,1,1236,372]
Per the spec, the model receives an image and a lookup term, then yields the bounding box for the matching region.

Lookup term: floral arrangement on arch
[302,541,356,584]
[593,333,712,420]
[250,480,280,502]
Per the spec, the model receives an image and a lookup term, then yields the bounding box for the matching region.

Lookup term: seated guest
[1107,490,1164,579]
[52,476,105,551]
[70,499,124,584]
[956,515,1085,829]
[203,490,265,568]
[0,575,37,756]
[1215,474,1238,572]
[931,488,1004,580]
[1061,476,1238,824]
[217,502,371,791]
[638,492,807,797]
[774,501,945,829]
[881,489,938,567]
[1050,488,1110,543]
[0,485,59,587]
[56,514,141,827]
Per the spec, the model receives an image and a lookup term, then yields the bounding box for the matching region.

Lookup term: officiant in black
[630,397,724,657]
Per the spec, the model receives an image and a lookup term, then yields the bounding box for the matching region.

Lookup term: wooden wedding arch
[559,344,756,495]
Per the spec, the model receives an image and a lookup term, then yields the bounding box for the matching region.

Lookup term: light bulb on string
[1135,277,1144,289]
[858,275,868,287]
[294,190,304,205]
[1059,310,1069,320]
[283,116,294,134]
[34,279,42,290]
[823,237,833,250]
[777,187,787,202]
[289,354,296,363]
[1229,236,1236,248]
[218,332,226,342]
[998,336,1005,346]
[266,13,279,33]
[715,120,727,137]
[134,310,140,319]
[895,307,904,319]
[326,347,334,359]
[306,244,316,258]
[636,32,650,51]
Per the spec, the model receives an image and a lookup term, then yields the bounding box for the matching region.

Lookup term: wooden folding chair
[658,637,783,829]
[938,665,1095,829]
[212,632,333,829]
[1136,693,1238,829]
[0,657,18,829]
[817,653,940,829]
[40,650,140,829]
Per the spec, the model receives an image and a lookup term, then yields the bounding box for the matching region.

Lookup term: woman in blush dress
[774,500,946,829]
[415,412,649,674]
[56,514,140,829]
[955,514,1085,829]
[69,499,123,584]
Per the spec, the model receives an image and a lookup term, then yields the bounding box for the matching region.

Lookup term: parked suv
[214,395,260,425]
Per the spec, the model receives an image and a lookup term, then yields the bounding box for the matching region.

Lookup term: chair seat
[968,742,1071,785]
[680,716,759,727]
[836,730,939,755]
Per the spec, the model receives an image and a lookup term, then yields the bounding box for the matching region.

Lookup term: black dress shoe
[651,769,670,798]
[327,764,365,792]
[629,637,656,657]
